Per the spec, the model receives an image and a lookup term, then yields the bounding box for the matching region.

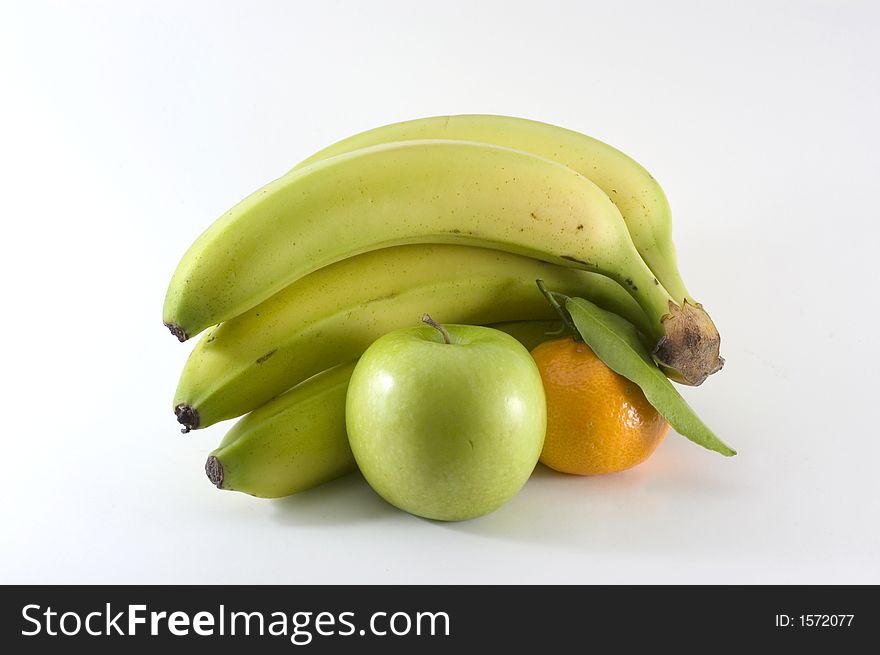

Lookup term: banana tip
[175,403,199,433]
[205,456,224,488]
[164,322,188,342]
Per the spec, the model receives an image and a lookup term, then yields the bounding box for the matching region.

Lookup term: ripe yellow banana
[296,114,691,303]
[164,139,721,383]
[207,321,561,499]
[174,244,651,432]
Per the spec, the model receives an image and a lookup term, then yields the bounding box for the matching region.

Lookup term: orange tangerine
[531,336,669,475]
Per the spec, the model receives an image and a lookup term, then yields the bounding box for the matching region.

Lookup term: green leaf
[565,296,736,457]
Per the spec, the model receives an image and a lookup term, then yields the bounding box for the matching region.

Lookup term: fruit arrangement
[165,115,734,521]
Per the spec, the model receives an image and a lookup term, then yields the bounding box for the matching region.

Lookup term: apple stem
[422,313,452,344]
[535,279,581,342]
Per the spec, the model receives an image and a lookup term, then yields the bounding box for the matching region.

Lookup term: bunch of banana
[173,244,650,432]
[164,115,724,497]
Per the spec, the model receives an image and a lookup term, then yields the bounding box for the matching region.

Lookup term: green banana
[207,321,563,499]
[164,139,721,384]
[174,244,650,432]
[206,362,357,498]
[295,114,691,303]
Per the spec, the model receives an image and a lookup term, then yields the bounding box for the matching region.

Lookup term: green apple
[345,316,546,521]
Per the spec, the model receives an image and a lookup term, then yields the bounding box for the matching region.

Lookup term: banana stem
[607,256,723,386]
[653,300,724,385]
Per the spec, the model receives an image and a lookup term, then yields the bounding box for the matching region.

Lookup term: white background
[2,0,878,584]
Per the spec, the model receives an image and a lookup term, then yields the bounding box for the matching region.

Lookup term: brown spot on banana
[256,349,277,364]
